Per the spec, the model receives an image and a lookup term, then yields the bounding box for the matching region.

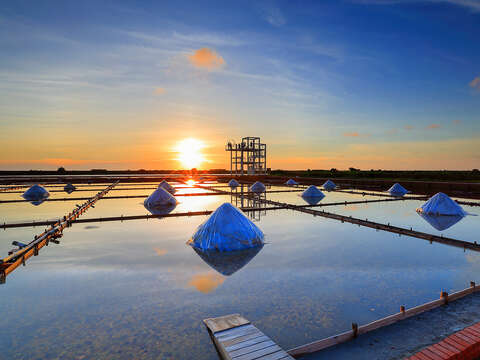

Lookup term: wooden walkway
[203,314,294,360]
[0,181,118,284]
[0,186,23,192]
[407,321,480,360]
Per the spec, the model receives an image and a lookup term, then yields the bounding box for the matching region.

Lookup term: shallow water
[0,183,479,359]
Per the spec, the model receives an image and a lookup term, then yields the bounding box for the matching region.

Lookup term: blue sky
[0,0,479,170]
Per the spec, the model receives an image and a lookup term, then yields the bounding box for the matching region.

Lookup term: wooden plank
[233,345,283,360]
[204,314,250,334]
[228,340,275,357]
[288,330,354,357]
[224,335,270,351]
[216,326,260,342]
[220,332,267,348]
[203,314,294,360]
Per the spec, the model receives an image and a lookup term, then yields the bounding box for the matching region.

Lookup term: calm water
[0,183,479,359]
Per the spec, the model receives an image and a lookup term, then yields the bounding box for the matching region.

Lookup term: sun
[175,138,206,169]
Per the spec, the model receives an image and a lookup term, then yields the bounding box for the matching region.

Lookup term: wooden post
[471,281,476,288]
[34,244,38,256]
[400,305,405,314]
[441,291,449,305]
[0,271,5,284]
[352,323,358,338]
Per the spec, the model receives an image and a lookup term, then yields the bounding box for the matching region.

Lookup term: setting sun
[175,138,206,169]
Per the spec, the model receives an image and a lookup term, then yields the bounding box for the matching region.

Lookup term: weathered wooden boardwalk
[203,314,294,360]
[0,181,118,283]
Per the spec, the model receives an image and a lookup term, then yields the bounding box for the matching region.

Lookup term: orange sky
[2,2,479,171]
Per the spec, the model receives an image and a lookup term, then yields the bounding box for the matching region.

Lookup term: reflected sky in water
[0,184,479,359]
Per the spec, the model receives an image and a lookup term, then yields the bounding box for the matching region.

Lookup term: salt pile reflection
[418,213,465,231]
[191,245,263,276]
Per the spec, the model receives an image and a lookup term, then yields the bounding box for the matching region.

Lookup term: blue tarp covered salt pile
[322,179,337,191]
[23,184,49,201]
[192,245,263,276]
[286,179,298,186]
[188,203,264,251]
[144,187,178,215]
[301,185,325,205]
[250,181,266,193]
[22,184,50,206]
[64,183,76,193]
[416,192,467,216]
[388,183,409,197]
[158,180,175,194]
[416,193,472,231]
[228,179,240,188]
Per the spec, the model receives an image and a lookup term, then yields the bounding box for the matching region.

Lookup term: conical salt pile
[249,181,266,193]
[144,187,177,208]
[228,179,240,188]
[22,184,50,201]
[286,179,298,186]
[302,196,322,205]
[64,183,76,193]
[416,192,467,216]
[388,183,408,197]
[302,185,325,199]
[322,179,336,191]
[188,203,264,251]
[158,180,175,194]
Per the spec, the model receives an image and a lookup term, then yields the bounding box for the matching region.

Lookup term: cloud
[344,132,360,137]
[404,125,414,130]
[154,248,167,256]
[153,87,166,95]
[453,119,461,124]
[426,124,441,129]
[470,76,480,89]
[343,132,370,137]
[261,5,286,26]
[188,48,225,70]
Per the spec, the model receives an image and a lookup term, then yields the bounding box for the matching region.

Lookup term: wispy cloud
[153,87,166,95]
[453,119,462,124]
[426,123,441,129]
[404,125,414,130]
[188,48,225,70]
[470,76,480,89]
[343,132,371,137]
[257,2,286,26]
[154,248,167,256]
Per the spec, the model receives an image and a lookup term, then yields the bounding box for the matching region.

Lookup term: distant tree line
[270,169,480,182]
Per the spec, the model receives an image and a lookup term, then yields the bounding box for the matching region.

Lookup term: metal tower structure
[225,137,267,175]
